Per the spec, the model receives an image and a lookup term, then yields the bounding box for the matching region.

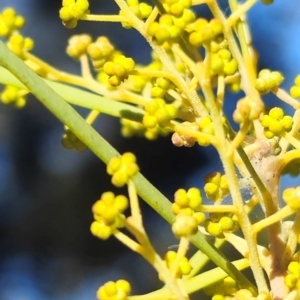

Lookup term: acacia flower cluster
[1,0,300,300]
[0,7,24,37]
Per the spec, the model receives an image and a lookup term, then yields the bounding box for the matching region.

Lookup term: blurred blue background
[0,1,299,299]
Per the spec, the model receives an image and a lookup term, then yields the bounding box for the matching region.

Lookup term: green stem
[228,0,258,26]
[81,14,127,22]
[0,66,144,121]
[130,258,250,299]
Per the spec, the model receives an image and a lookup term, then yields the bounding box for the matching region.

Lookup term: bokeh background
[0,1,299,299]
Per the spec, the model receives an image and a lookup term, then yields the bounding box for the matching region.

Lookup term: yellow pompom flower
[188,17,223,47]
[204,172,229,201]
[143,98,178,129]
[0,85,27,108]
[284,261,300,289]
[107,153,139,187]
[0,7,25,38]
[173,187,203,210]
[59,0,89,28]
[205,219,223,238]
[283,186,300,211]
[7,33,34,59]
[102,55,135,86]
[97,279,131,300]
[66,34,92,59]
[164,250,192,278]
[87,36,115,69]
[90,192,128,240]
[290,74,300,98]
[255,69,284,94]
[261,107,293,139]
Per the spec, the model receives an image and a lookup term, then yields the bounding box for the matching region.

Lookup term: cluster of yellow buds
[127,75,148,93]
[187,18,223,47]
[172,187,203,213]
[86,37,136,87]
[59,0,89,28]
[204,213,239,238]
[107,153,139,187]
[205,277,266,300]
[0,7,34,72]
[255,69,284,94]
[66,34,92,60]
[121,117,169,140]
[204,172,229,201]
[290,74,300,99]
[87,36,115,69]
[284,261,300,290]
[261,107,293,139]
[119,0,152,28]
[162,0,193,17]
[171,188,205,237]
[143,98,178,129]
[0,7,25,38]
[210,48,238,77]
[0,85,28,108]
[197,116,215,146]
[206,277,239,300]
[282,186,300,211]
[90,192,128,240]
[164,250,192,278]
[212,277,239,300]
[7,33,34,59]
[148,14,183,45]
[210,38,228,53]
[102,55,135,87]
[0,8,32,109]
[97,279,131,300]
[148,8,195,46]
[150,77,173,98]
